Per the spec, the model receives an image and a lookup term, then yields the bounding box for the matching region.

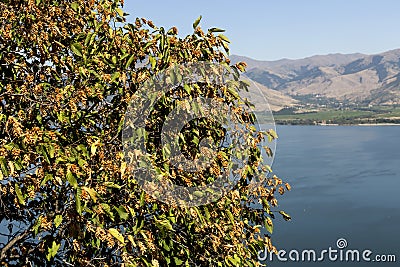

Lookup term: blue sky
[124,0,400,61]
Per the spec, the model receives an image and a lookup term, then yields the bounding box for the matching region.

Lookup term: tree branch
[0,228,31,261]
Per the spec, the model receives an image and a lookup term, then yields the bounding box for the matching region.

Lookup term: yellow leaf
[279,211,292,221]
[115,7,124,17]
[54,176,62,185]
[127,235,136,247]
[108,228,125,244]
[91,142,97,156]
[285,183,291,191]
[82,186,97,203]
[54,215,63,228]
[268,129,278,139]
[91,140,100,156]
[226,210,235,224]
[120,161,127,177]
[8,161,15,176]
[218,34,230,43]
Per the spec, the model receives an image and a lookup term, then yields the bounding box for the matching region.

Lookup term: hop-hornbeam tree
[0,0,291,266]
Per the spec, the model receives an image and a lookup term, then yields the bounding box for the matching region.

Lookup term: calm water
[267,125,400,267]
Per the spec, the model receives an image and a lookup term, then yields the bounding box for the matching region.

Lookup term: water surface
[268,125,400,266]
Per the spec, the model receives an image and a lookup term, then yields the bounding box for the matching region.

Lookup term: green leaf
[265,164,273,173]
[192,136,199,146]
[76,144,89,159]
[174,257,184,266]
[264,218,273,234]
[204,207,211,221]
[13,160,22,171]
[84,32,94,47]
[169,68,176,84]
[193,191,204,197]
[108,228,125,244]
[261,198,271,214]
[125,54,135,69]
[41,173,53,186]
[54,215,63,228]
[183,84,191,94]
[111,71,120,82]
[0,157,7,178]
[32,217,42,236]
[226,210,235,224]
[218,34,230,43]
[209,27,225,33]
[41,145,50,164]
[149,56,156,69]
[15,183,26,205]
[71,43,83,57]
[227,87,239,98]
[46,241,60,261]
[161,239,170,251]
[71,2,79,12]
[101,203,115,221]
[66,170,77,189]
[112,55,117,65]
[48,144,55,158]
[155,218,174,232]
[78,158,86,167]
[36,113,42,123]
[132,217,144,235]
[227,255,239,266]
[115,205,129,220]
[193,15,202,29]
[104,182,121,189]
[268,129,278,140]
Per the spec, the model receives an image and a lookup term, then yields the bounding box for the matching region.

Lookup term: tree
[0,0,291,266]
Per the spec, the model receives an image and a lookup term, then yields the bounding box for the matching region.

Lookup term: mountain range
[231,49,400,111]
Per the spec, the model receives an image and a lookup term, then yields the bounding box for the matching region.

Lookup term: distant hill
[231,49,400,109]
[242,79,298,112]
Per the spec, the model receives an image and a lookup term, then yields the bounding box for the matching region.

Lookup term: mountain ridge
[231,49,400,109]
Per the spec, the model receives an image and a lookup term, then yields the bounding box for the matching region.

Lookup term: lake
[265,125,400,266]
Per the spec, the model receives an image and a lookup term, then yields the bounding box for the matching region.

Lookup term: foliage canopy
[0,0,290,266]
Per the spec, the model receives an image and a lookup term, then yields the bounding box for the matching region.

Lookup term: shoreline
[357,123,400,126]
